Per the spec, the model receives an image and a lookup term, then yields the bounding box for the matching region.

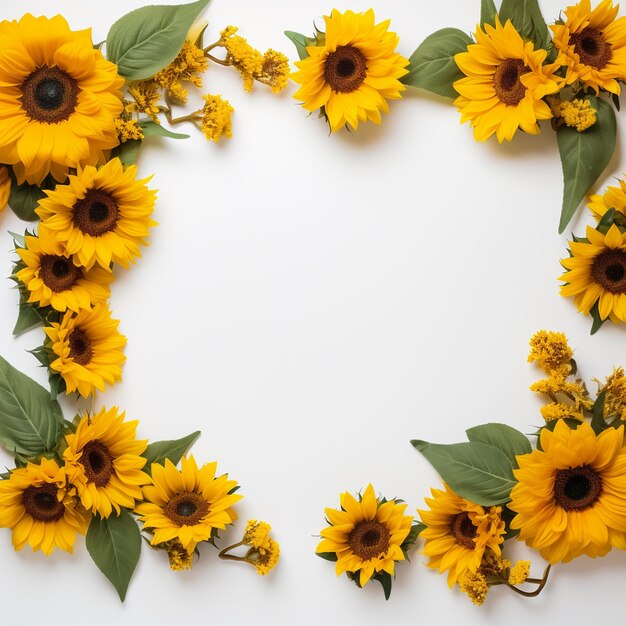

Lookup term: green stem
[205,53,230,67]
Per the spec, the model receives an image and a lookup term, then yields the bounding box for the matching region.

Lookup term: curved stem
[206,53,230,67]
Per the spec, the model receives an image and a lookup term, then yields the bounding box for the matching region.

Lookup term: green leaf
[13,302,47,336]
[499,0,550,49]
[403,28,472,98]
[0,355,63,456]
[597,207,616,232]
[466,423,532,466]
[106,0,211,81]
[590,300,607,335]
[557,96,616,233]
[86,511,141,602]
[591,389,607,434]
[481,0,498,26]
[8,231,25,248]
[284,30,319,60]
[142,430,201,473]
[316,551,338,562]
[411,439,516,506]
[401,522,425,552]
[9,180,45,221]
[111,140,142,166]
[139,120,189,139]
[375,571,393,600]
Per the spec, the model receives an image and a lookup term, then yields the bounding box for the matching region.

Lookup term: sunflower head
[63,407,148,518]
[418,483,505,587]
[135,456,242,554]
[0,458,89,554]
[291,9,409,132]
[0,14,123,185]
[509,420,626,563]
[316,484,414,589]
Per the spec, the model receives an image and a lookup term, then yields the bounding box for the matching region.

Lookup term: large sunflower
[0,14,123,186]
[16,227,112,312]
[0,458,89,554]
[560,224,626,322]
[44,303,126,397]
[509,420,626,563]
[291,9,409,132]
[551,0,626,94]
[418,483,505,587]
[36,158,158,270]
[316,484,413,587]
[136,456,242,553]
[63,407,149,518]
[454,18,563,143]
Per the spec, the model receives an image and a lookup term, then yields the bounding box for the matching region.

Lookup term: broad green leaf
[86,511,141,602]
[411,439,516,506]
[111,140,142,166]
[403,28,472,98]
[499,0,550,49]
[284,30,319,60]
[481,0,498,26]
[466,423,531,465]
[142,430,201,473]
[13,302,46,336]
[9,180,45,221]
[139,120,190,139]
[316,551,338,562]
[557,98,616,233]
[0,355,63,456]
[106,0,211,81]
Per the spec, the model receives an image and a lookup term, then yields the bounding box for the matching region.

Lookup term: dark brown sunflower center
[164,492,209,526]
[324,45,367,93]
[451,512,477,549]
[21,65,79,123]
[554,465,602,511]
[68,328,93,366]
[591,248,626,293]
[39,254,81,292]
[80,441,114,487]
[73,189,120,237]
[347,520,390,560]
[571,28,612,69]
[493,58,529,106]
[22,483,65,522]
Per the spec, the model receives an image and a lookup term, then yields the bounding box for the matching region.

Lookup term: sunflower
[418,483,505,587]
[509,420,626,563]
[0,458,89,554]
[551,0,626,94]
[15,227,112,312]
[136,456,242,553]
[588,175,626,221]
[36,158,158,270]
[291,9,409,132]
[0,14,123,186]
[63,407,149,518]
[316,484,413,587]
[560,224,626,322]
[44,303,126,397]
[453,18,563,143]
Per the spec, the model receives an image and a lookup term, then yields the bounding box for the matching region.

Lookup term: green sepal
[557,95,616,233]
[106,0,211,81]
[375,571,393,601]
[597,207,617,233]
[8,231,25,248]
[402,28,472,98]
[141,430,201,474]
[284,29,325,60]
[499,0,550,50]
[86,510,142,602]
[612,92,621,112]
[139,119,190,139]
[591,389,608,434]
[590,301,606,335]
[480,0,498,26]
[401,521,425,556]
[316,551,338,562]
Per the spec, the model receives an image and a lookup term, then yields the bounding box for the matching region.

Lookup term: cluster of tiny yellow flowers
[508,561,531,586]
[460,571,489,606]
[560,99,597,132]
[243,519,272,549]
[165,542,194,571]
[528,330,573,373]
[242,519,280,575]
[115,117,144,143]
[126,82,161,122]
[152,41,208,103]
[598,367,626,420]
[200,94,234,142]
[540,401,581,422]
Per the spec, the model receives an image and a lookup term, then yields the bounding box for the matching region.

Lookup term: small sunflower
[44,303,127,397]
[292,9,409,132]
[588,175,626,221]
[418,483,505,587]
[0,458,89,554]
[36,158,158,270]
[15,227,112,313]
[316,484,413,587]
[136,456,242,553]
[509,420,626,563]
[0,14,123,185]
[63,407,149,518]
[560,224,626,322]
[551,0,626,94]
[454,18,563,143]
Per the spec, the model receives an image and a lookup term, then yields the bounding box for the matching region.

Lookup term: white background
[0,0,625,623]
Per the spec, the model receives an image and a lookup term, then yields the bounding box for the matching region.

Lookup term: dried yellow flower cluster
[153,41,208,103]
[200,94,234,142]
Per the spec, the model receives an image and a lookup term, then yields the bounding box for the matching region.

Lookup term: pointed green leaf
[591,389,608,433]
[142,430,201,473]
[466,423,532,466]
[403,28,472,98]
[284,30,320,60]
[316,551,338,562]
[557,96,616,233]
[13,302,47,336]
[9,180,45,221]
[0,355,63,456]
[376,571,393,600]
[590,301,606,335]
[86,511,141,602]
[8,231,25,248]
[499,0,550,49]
[481,0,498,26]
[411,439,516,506]
[139,120,189,139]
[106,0,211,80]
